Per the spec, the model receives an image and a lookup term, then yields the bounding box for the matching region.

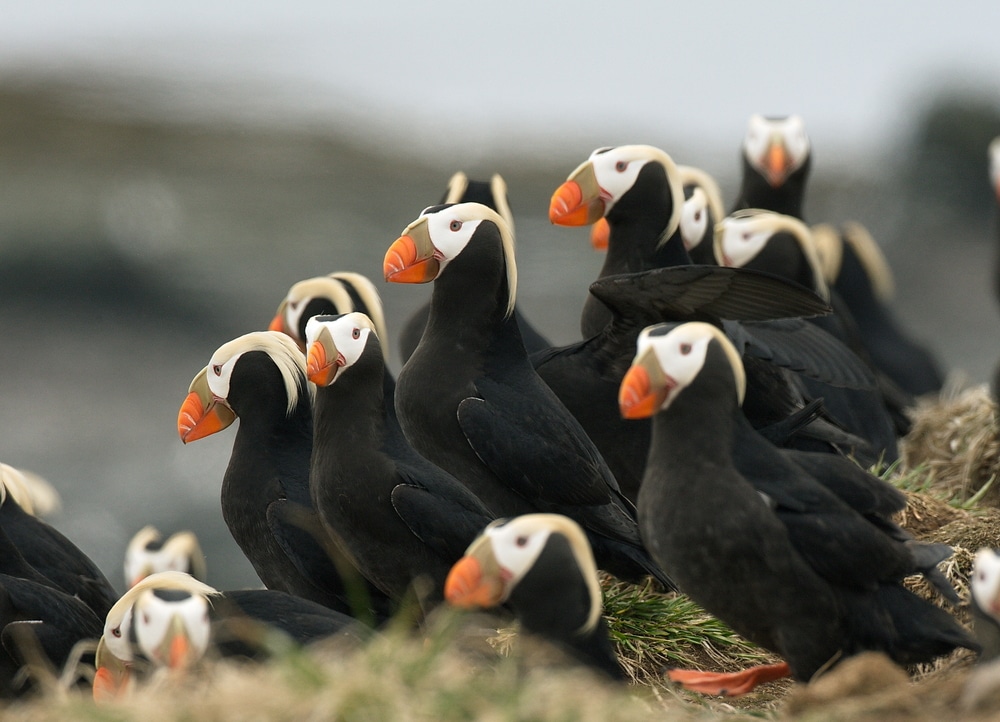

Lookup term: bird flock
[4,114,1000,708]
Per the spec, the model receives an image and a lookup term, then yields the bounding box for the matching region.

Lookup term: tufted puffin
[124,526,207,588]
[304,312,494,605]
[269,271,389,356]
[732,114,944,398]
[0,464,116,619]
[384,202,673,590]
[177,331,391,621]
[731,114,811,217]
[397,172,550,363]
[550,144,691,338]
[94,571,364,699]
[445,513,623,680]
[619,322,976,695]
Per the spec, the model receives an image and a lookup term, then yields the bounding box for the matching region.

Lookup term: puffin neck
[602,164,686,274]
[744,233,820,294]
[312,345,386,446]
[425,239,523,354]
[735,155,810,219]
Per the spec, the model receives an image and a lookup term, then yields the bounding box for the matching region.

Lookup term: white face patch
[714,214,772,268]
[132,590,212,667]
[680,188,709,250]
[587,146,648,215]
[484,519,554,594]
[204,348,242,401]
[743,114,810,173]
[972,548,1000,616]
[103,605,135,662]
[421,208,484,274]
[305,312,375,380]
[638,324,713,411]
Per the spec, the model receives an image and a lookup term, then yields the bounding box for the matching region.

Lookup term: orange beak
[268,301,289,334]
[619,355,673,419]
[444,554,507,609]
[305,336,343,387]
[384,219,440,284]
[590,218,610,250]
[764,140,790,188]
[93,665,129,703]
[177,368,237,443]
[549,161,605,226]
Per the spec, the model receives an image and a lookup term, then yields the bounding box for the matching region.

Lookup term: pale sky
[1,1,998,162]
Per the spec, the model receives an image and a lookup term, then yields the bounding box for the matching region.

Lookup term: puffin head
[743,114,810,188]
[177,331,308,443]
[270,272,388,362]
[124,526,207,589]
[714,209,829,300]
[677,165,726,256]
[304,312,380,387]
[131,586,212,672]
[384,202,518,318]
[95,571,218,701]
[550,145,684,243]
[618,322,745,419]
[444,513,603,637]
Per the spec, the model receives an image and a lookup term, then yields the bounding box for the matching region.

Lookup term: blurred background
[1,1,999,592]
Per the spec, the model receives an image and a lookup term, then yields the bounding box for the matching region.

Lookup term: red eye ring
[615,161,627,172]
[213,364,222,376]
[449,220,463,231]
[352,328,361,340]
[680,343,692,355]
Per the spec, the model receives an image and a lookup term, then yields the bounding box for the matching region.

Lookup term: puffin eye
[112,627,122,638]
[680,343,692,355]
[693,211,702,222]
[615,161,628,172]
[142,614,150,625]
[352,328,361,340]
[515,535,529,548]
[289,301,299,310]
[449,220,463,232]
[212,364,222,376]
[742,233,751,242]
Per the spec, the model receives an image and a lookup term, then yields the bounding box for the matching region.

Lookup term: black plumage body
[393,207,671,588]
[310,321,493,603]
[637,335,976,682]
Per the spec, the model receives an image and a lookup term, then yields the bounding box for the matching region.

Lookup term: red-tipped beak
[444,555,505,608]
[268,312,287,334]
[384,235,440,283]
[93,665,129,703]
[764,141,790,188]
[177,393,234,443]
[306,340,343,386]
[177,369,236,443]
[549,180,606,226]
[619,365,672,419]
